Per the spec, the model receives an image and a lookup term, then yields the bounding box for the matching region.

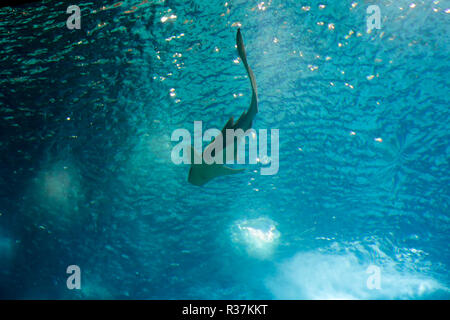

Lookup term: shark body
[188,28,258,186]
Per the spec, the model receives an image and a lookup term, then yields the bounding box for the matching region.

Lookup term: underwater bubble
[259,155,271,165]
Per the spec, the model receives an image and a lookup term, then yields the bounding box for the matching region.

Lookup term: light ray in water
[231,217,280,259]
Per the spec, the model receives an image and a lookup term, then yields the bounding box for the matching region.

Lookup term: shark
[188,28,258,186]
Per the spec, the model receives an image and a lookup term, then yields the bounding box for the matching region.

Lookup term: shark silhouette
[188,28,258,186]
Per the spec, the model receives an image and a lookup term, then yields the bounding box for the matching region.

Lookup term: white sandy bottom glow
[267,251,447,299]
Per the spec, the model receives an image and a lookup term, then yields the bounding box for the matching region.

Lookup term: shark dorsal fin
[209,117,234,158]
[221,117,234,135]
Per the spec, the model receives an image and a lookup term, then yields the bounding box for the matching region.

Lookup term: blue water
[0,0,449,299]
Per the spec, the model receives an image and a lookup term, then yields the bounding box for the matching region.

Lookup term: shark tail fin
[236,28,258,117]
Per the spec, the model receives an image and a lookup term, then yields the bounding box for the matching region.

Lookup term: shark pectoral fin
[214,164,245,177]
